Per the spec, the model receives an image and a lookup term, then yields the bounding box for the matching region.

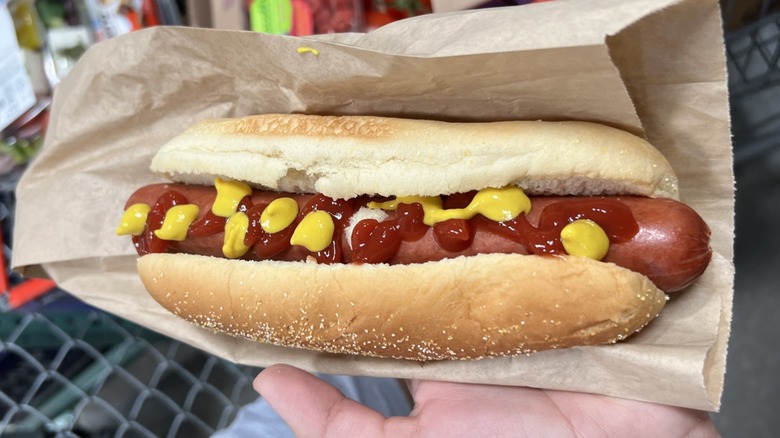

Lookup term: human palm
[254,364,719,438]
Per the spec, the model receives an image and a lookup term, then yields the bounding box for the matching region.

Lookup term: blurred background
[0,0,777,436]
[717,0,780,436]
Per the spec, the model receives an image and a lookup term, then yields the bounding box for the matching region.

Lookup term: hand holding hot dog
[254,364,721,438]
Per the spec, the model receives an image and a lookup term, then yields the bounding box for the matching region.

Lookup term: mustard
[560,219,610,260]
[297,47,319,56]
[290,211,334,252]
[212,177,252,217]
[261,197,299,233]
[223,212,251,258]
[154,204,200,241]
[368,186,531,226]
[116,203,151,236]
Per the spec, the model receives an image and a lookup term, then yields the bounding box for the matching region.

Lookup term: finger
[408,378,541,408]
[255,364,414,438]
[544,391,720,438]
[406,379,590,437]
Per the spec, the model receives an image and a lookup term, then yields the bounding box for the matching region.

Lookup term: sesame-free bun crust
[151,114,679,200]
[138,253,666,361]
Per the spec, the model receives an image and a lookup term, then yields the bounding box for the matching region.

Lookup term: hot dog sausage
[383,197,711,292]
[125,183,711,292]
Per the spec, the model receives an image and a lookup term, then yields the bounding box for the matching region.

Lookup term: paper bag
[12,0,733,411]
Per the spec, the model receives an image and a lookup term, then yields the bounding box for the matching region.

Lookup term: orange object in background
[247,0,363,35]
[0,223,56,309]
[4,278,57,309]
[362,0,431,30]
[306,0,362,34]
[364,8,395,30]
[142,0,162,26]
[291,0,315,35]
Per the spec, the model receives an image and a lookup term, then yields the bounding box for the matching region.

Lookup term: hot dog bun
[138,252,666,361]
[151,114,679,200]
[130,114,688,360]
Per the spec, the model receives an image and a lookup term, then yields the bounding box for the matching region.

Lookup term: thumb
[254,364,410,438]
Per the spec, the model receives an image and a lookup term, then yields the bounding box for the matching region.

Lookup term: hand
[254,364,720,438]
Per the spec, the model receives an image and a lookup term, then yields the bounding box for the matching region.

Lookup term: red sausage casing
[126,183,711,292]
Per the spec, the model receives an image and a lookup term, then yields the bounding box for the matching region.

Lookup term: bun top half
[151,114,679,200]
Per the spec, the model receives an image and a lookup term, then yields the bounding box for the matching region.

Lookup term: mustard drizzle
[119,180,611,260]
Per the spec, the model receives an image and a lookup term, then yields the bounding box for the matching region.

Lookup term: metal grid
[724,1,780,164]
[0,180,262,437]
[0,293,262,437]
[726,12,780,95]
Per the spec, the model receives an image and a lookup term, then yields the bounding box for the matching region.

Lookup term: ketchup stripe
[135,190,639,264]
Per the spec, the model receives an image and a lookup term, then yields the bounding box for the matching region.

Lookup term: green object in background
[34,0,67,28]
[8,0,44,50]
[0,135,43,165]
[249,0,293,34]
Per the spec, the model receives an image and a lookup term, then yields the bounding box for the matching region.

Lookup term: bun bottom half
[138,253,667,361]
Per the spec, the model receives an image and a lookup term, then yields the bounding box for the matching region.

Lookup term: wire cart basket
[724,0,780,164]
[0,168,261,437]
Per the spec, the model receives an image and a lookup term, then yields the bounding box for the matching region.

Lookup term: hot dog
[117,114,711,361]
[124,184,710,292]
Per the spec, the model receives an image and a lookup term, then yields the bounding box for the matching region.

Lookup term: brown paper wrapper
[12,0,733,411]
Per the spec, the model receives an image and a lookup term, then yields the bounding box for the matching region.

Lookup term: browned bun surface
[151,114,680,200]
[138,252,667,361]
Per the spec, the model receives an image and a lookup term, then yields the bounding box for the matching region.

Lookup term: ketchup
[140,190,359,264]
[298,195,357,264]
[133,190,188,255]
[476,198,640,255]
[351,203,427,263]
[138,190,639,265]
[189,210,226,237]
[432,193,476,253]
[433,219,474,252]
[351,195,638,263]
